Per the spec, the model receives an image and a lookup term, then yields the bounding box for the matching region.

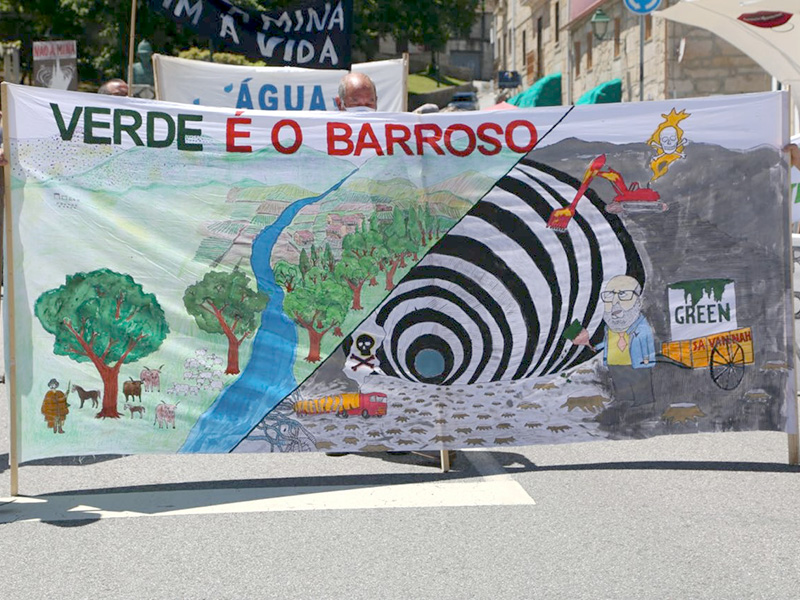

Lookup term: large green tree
[34,269,169,419]
[183,269,269,375]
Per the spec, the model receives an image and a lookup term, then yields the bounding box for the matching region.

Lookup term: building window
[522,30,527,65]
[554,1,560,44]
[537,17,543,78]
[586,32,592,70]
[574,40,581,77]
[614,17,620,57]
[645,14,653,40]
[503,32,507,70]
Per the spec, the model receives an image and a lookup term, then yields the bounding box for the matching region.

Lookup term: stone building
[493,0,783,109]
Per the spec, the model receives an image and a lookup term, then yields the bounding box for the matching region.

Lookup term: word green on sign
[50,103,203,151]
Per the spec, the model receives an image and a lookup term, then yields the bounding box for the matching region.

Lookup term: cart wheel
[338,409,348,419]
[709,341,746,390]
[794,292,800,319]
[361,409,369,419]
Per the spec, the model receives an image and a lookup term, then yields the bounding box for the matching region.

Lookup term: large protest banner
[3,84,794,463]
[154,55,407,112]
[147,0,353,69]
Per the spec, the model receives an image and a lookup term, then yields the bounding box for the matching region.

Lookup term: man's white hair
[337,72,377,104]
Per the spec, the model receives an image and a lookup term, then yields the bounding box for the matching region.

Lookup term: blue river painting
[181,171,356,453]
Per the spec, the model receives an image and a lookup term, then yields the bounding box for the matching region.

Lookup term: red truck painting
[294,392,388,419]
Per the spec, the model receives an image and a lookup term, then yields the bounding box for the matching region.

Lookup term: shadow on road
[0,453,127,474]
[1,451,797,528]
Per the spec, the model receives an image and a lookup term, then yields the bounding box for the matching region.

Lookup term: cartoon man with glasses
[573,274,656,421]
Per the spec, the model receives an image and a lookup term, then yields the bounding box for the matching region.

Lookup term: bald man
[98,78,129,97]
[335,72,378,112]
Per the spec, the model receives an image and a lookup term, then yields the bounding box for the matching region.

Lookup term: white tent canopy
[655,1,800,111]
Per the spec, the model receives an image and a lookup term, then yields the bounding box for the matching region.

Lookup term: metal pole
[639,15,644,102]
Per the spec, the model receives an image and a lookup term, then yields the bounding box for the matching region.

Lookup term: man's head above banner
[335,72,377,112]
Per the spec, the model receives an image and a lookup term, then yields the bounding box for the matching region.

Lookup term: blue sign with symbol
[624,0,661,15]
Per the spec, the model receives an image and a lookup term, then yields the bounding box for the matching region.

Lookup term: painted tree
[34,269,169,419]
[298,248,311,279]
[343,219,383,260]
[416,204,433,246]
[382,207,420,290]
[323,244,336,273]
[184,269,269,375]
[284,276,351,362]
[335,255,376,310]
[274,260,300,293]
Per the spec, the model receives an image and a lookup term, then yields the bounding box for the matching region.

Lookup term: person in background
[98,78,129,96]
[334,72,377,112]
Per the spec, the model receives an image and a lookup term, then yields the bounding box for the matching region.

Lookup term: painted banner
[3,84,794,462]
[147,0,352,69]
[154,55,407,112]
[32,40,78,91]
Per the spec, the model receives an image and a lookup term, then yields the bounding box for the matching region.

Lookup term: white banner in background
[352,58,407,112]
[154,55,407,112]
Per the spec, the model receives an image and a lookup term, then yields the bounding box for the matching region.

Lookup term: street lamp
[591,9,612,41]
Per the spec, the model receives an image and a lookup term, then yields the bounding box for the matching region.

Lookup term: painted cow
[123,378,142,403]
[140,365,164,392]
[154,401,179,429]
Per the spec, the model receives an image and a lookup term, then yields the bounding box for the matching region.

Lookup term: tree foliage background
[0,0,479,87]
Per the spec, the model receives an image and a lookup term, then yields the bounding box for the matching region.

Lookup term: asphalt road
[3,377,800,599]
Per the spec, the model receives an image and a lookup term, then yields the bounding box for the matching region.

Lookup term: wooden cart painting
[661,327,754,391]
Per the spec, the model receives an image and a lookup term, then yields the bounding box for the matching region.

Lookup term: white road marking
[0,453,534,523]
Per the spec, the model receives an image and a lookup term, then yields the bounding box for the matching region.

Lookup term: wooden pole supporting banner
[789,151,800,464]
[126,0,138,97]
[152,54,161,101]
[2,83,20,496]
[401,52,409,112]
[440,449,450,472]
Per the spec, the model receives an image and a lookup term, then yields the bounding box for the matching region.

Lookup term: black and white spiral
[367,158,645,385]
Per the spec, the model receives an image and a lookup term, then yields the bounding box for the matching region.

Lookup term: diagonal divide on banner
[6,83,795,469]
[6,81,568,462]
[194,108,579,454]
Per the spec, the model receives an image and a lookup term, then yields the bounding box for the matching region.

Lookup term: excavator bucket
[547,154,607,232]
[546,207,576,232]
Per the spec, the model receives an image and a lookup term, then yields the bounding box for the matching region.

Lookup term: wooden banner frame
[2,87,798,496]
[3,84,20,495]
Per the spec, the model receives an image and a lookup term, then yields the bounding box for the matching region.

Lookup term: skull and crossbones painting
[647,108,690,182]
[343,324,386,388]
